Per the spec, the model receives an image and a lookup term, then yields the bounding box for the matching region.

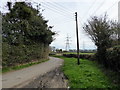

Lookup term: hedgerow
[2,2,55,67]
[106,45,120,71]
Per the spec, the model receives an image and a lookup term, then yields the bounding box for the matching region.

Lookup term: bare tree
[83,15,112,66]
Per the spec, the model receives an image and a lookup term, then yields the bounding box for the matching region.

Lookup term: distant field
[63,52,95,55]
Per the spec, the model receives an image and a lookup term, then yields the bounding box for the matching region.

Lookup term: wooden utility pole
[75,12,80,65]
[118,1,120,44]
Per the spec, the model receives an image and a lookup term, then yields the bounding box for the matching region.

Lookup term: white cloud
[1,0,119,50]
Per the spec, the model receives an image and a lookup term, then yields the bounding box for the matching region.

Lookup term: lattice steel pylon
[65,34,71,51]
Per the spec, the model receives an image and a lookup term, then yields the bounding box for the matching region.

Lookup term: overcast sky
[0,0,119,50]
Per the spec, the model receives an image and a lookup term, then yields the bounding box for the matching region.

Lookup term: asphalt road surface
[2,57,65,88]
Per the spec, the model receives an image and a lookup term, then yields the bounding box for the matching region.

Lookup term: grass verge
[54,55,119,89]
[2,59,48,73]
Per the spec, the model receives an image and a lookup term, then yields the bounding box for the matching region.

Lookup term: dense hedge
[2,43,49,67]
[106,46,120,71]
[2,2,55,68]
[62,54,94,60]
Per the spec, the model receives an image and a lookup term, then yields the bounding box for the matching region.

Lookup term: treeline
[2,2,55,67]
[83,15,120,71]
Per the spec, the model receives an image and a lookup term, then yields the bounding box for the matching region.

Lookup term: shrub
[49,53,56,56]
[62,54,94,60]
[106,45,120,71]
[2,43,49,68]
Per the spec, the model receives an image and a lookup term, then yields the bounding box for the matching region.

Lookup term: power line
[91,0,106,16]
[43,0,73,14]
[41,1,72,15]
[30,0,73,13]
[31,1,74,28]
[41,2,74,20]
[41,5,73,22]
[102,1,118,14]
[42,2,71,15]
[82,0,97,19]
[81,0,118,26]
[50,1,74,13]
[40,1,75,20]
[78,15,84,26]
[42,7,73,22]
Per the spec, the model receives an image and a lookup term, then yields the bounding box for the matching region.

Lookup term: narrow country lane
[2,57,65,88]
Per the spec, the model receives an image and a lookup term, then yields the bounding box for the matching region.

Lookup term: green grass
[54,56,119,88]
[63,52,95,55]
[2,59,48,73]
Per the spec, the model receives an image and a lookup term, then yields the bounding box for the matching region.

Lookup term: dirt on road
[23,67,68,88]
[2,57,68,88]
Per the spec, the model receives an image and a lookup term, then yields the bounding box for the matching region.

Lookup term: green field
[63,52,95,55]
[54,56,119,88]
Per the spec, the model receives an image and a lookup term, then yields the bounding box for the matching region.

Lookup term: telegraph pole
[118,1,120,44]
[75,12,80,65]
